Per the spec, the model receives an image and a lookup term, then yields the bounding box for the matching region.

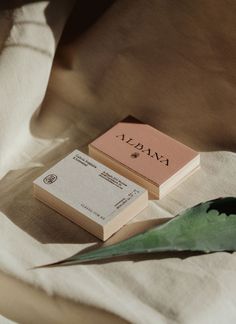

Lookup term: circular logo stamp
[130,152,140,158]
[43,174,57,184]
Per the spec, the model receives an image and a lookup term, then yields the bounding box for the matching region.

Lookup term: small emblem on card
[43,174,57,184]
[130,152,140,159]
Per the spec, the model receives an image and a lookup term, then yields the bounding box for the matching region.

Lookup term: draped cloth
[0,1,235,323]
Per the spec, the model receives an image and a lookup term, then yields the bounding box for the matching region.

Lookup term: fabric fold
[0,1,74,177]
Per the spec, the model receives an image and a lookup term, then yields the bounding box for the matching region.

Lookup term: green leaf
[35,197,236,268]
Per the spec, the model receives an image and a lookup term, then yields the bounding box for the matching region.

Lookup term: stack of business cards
[33,150,148,241]
[89,116,200,199]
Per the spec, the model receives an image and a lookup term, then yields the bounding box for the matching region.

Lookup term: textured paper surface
[34,150,146,226]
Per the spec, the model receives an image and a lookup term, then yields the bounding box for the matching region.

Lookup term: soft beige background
[0,1,235,323]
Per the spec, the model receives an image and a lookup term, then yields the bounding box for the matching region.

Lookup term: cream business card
[33,150,148,240]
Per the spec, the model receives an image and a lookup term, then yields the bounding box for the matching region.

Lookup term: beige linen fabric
[0,315,15,324]
[0,0,236,323]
